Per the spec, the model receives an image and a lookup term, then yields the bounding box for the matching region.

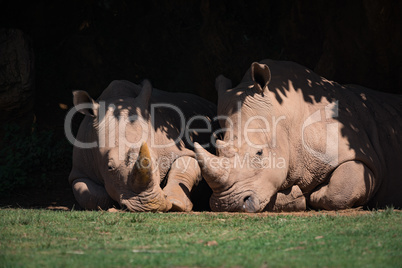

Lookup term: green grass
[0,209,401,267]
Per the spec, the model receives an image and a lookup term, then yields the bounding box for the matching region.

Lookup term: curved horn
[132,142,153,189]
[194,142,229,189]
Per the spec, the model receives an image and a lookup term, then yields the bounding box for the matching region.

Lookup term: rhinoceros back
[351,86,402,208]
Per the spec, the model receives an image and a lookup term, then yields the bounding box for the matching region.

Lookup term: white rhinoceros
[194,59,402,212]
[69,79,217,212]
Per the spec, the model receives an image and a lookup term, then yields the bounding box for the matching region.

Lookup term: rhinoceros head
[73,80,171,212]
[195,62,290,212]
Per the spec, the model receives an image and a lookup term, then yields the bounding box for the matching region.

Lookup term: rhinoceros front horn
[194,142,229,191]
[132,142,153,189]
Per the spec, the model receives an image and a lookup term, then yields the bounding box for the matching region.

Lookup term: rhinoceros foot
[266,185,306,212]
[164,184,193,212]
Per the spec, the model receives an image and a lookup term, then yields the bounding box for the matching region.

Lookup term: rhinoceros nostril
[243,195,251,203]
[242,195,260,213]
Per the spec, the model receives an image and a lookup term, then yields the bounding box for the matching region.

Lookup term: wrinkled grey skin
[69,80,217,212]
[195,59,402,212]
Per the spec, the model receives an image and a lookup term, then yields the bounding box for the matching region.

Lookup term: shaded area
[0,171,77,210]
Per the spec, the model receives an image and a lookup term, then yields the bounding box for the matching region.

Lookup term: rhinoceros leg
[163,156,202,212]
[72,178,117,210]
[266,185,307,212]
[309,161,377,210]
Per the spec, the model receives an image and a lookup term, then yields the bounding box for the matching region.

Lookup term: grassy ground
[0,209,401,268]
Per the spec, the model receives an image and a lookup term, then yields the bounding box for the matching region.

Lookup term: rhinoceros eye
[256,149,263,156]
[107,160,116,171]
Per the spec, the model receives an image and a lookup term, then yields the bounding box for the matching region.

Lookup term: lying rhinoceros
[194,59,402,212]
[69,79,217,212]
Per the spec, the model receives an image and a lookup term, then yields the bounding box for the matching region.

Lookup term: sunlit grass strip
[0,209,401,267]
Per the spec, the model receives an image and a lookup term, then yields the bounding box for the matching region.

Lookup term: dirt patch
[102,207,388,216]
[167,208,383,217]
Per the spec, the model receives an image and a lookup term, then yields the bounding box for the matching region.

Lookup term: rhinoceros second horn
[194,142,227,187]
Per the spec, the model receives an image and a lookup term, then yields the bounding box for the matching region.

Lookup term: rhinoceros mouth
[242,195,260,213]
[209,185,276,213]
[120,189,172,212]
[209,190,263,212]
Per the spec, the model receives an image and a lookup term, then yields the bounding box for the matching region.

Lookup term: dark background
[0,0,401,208]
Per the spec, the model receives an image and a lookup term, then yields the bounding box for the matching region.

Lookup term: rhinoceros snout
[242,195,260,213]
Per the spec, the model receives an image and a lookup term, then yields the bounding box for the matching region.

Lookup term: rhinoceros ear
[73,90,99,117]
[215,75,232,94]
[137,79,153,110]
[251,62,271,93]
